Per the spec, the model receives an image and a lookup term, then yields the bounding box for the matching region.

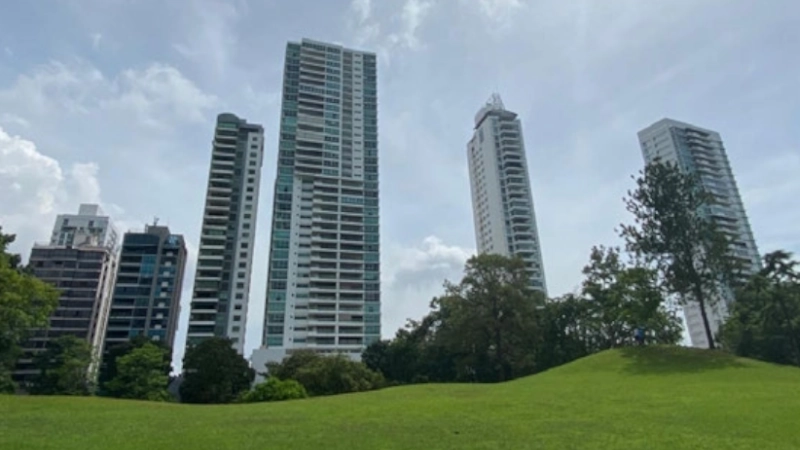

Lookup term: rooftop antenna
[490,92,504,110]
[153,216,160,226]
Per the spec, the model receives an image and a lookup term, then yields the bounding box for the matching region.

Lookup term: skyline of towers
[252,38,381,370]
[638,118,761,348]
[467,94,548,294]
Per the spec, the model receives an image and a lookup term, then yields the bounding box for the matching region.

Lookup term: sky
[1,0,798,368]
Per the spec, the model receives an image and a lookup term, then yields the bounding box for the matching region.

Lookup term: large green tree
[620,162,738,349]
[267,350,383,396]
[721,250,800,366]
[105,342,172,401]
[581,246,682,348]
[29,335,93,395]
[98,335,171,396]
[180,337,254,404]
[0,227,60,393]
[431,254,543,382]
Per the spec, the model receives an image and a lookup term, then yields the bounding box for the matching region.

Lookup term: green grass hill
[2,346,799,449]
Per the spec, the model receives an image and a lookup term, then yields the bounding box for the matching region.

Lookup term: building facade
[50,203,119,250]
[637,118,761,348]
[252,38,380,371]
[185,113,264,354]
[467,94,547,294]
[14,246,116,386]
[105,223,187,351]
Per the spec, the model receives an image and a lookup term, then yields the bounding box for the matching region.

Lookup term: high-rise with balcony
[638,118,761,348]
[13,204,118,386]
[251,38,380,370]
[186,113,264,355]
[106,223,187,351]
[467,94,547,294]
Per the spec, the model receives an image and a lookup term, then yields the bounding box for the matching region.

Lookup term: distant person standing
[634,327,645,346]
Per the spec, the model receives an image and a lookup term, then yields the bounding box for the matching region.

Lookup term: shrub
[241,377,307,403]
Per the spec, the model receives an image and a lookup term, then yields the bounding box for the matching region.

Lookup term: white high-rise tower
[638,118,761,348]
[467,94,547,294]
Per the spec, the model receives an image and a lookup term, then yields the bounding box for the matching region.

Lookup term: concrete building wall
[186,113,264,354]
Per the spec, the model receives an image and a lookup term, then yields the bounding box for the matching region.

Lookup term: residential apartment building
[467,94,547,294]
[185,113,264,355]
[638,118,761,347]
[105,223,187,351]
[252,38,380,372]
[13,205,118,386]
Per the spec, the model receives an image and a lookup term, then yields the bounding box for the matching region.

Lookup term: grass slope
[2,346,800,450]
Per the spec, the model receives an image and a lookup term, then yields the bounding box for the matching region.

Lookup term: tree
[0,227,60,392]
[620,162,739,349]
[535,295,594,371]
[98,335,171,396]
[721,250,800,366]
[581,246,682,348]
[29,335,93,395]
[267,350,383,397]
[105,342,172,401]
[240,377,307,403]
[432,254,543,382]
[180,337,254,404]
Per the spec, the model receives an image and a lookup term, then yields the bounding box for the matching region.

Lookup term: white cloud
[105,63,217,127]
[352,0,372,23]
[170,0,241,78]
[0,60,216,129]
[381,236,474,335]
[4,47,12,57]
[476,0,523,22]
[389,0,433,49]
[0,113,30,128]
[0,127,102,255]
[90,33,102,50]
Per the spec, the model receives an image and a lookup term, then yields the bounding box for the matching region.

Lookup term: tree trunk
[694,285,716,349]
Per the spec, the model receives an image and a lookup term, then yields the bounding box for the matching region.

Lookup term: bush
[241,377,307,403]
[267,351,384,397]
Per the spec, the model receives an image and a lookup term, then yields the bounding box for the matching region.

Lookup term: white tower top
[474,93,507,127]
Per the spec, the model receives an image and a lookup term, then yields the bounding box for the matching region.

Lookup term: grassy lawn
[2,346,799,449]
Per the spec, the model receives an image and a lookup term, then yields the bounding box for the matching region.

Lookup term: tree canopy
[721,250,800,366]
[620,162,738,348]
[29,335,93,396]
[105,342,172,401]
[180,337,254,404]
[0,227,60,393]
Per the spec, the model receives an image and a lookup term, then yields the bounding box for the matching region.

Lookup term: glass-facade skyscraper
[186,113,264,355]
[252,38,380,369]
[638,118,761,348]
[105,223,187,351]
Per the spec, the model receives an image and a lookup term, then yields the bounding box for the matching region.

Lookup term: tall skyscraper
[251,38,380,370]
[105,222,187,351]
[638,118,761,348]
[13,204,117,386]
[467,94,547,294]
[186,113,264,355]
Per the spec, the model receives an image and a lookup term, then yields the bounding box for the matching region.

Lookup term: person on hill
[634,327,645,346]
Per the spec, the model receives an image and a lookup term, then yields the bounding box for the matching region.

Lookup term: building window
[236,282,245,289]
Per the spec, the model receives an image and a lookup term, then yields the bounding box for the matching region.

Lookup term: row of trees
[178,338,384,404]
[2,160,797,403]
